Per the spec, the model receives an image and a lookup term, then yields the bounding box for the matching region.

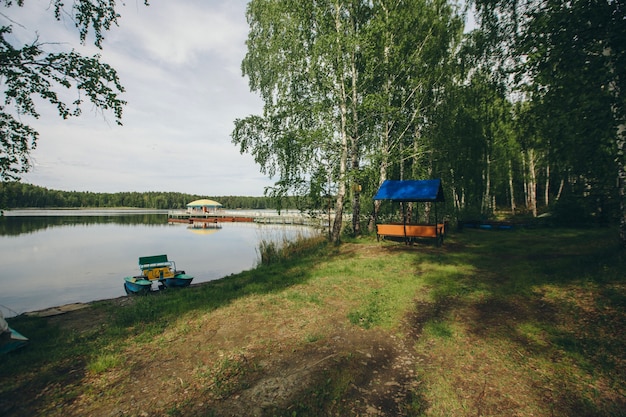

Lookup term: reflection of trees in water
[0,214,168,236]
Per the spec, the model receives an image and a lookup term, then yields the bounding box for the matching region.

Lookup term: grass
[2,226,625,416]
[87,352,122,374]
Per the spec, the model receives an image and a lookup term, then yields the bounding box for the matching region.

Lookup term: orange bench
[376,223,445,245]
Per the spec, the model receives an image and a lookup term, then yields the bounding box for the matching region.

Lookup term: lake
[0,210,318,317]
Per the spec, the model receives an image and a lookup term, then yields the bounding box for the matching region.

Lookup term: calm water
[0,210,317,317]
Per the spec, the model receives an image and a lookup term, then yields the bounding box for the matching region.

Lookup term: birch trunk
[331,3,348,242]
[482,150,492,215]
[508,159,516,214]
[618,124,626,246]
[527,149,538,217]
[350,43,361,236]
[545,164,550,207]
[368,6,392,233]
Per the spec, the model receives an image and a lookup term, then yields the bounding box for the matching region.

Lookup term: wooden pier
[167,210,322,227]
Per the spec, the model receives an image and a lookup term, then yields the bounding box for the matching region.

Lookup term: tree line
[0,182,296,210]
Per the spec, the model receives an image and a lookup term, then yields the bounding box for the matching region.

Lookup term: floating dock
[167,210,322,226]
[168,216,254,224]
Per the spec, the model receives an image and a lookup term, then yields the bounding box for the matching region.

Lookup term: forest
[232,0,625,242]
[0,182,295,211]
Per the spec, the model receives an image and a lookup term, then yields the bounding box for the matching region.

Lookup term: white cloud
[115,2,247,67]
[6,0,272,196]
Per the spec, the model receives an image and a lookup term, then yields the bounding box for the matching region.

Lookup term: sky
[5,0,273,196]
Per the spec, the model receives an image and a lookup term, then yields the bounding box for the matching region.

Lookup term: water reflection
[187,222,222,235]
[0,211,167,236]
[0,213,317,317]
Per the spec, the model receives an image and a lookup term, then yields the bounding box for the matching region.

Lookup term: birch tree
[234,0,463,240]
[232,0,361,242]
[361,0,463,229]
[0,0,148,181]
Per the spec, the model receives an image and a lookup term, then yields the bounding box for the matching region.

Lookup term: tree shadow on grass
[408,228,626,417]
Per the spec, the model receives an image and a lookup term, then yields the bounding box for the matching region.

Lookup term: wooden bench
[376,223,445,245]
[139,254,175,280]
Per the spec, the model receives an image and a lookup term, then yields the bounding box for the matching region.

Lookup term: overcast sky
[6,0,272,196]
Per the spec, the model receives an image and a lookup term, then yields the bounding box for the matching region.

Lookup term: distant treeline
[0,182,298,210]
[0,213,168,236]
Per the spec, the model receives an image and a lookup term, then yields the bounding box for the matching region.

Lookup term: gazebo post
[434,202,439,247]
[402,202,408,244]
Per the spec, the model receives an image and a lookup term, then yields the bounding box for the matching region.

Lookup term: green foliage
[0,181,299,210]
[471,0,626,238]
[550,195,597,226]
[0,1,150,180]
[235,0,465,240]
[234,0,625,237]
[258,233,326,266]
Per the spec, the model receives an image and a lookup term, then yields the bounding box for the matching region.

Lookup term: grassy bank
[2,227,625,416]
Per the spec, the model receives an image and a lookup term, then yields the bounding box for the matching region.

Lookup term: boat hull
[163,273,194,288]
[124,276,152,295]
[1,328,29,354]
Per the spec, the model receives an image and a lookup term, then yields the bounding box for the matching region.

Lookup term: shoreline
[16,277,228,319]
[24,302,93,318]
[2,208,168,217]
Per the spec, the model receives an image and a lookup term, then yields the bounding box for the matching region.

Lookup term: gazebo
[373,179,445,245]
[186,199,223,214]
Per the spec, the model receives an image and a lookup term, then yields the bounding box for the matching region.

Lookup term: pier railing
[167,210,331,227]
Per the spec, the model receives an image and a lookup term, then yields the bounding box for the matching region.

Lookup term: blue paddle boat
[123,275,153,295]
[124,254,194,295]
[1,312,29,354]
[0,328,29,354]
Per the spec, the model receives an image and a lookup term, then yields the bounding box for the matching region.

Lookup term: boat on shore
[162,273,194,288]
[0,328,29,354]
[1,312,28,354]
[123,255,193,295]
[123,275,153,295]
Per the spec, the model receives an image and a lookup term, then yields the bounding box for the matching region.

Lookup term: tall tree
[361,0,463,228]
[234,0,463,240]
[0,0,148,181]
[233,0,362,242]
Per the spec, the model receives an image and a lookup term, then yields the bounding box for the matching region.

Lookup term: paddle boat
[123,275,153,295]
[124,254,194,295]
[0,327,29,354]
[1,312,28,354]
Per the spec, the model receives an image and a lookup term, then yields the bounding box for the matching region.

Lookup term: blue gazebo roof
[373,179,444,203]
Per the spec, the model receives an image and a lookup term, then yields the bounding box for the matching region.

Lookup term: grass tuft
[258,232,326,266]
[87,353,122,374]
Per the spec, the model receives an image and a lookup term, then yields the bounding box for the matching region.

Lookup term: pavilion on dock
[186,199,223,215]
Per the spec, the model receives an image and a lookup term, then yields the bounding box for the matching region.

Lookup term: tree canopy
[233,0,626,245]
[0,181,294,210]
[473,0,625,241]
[233,0,464,241]
[0,0,148,181]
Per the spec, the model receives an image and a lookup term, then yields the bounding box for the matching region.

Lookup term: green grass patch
[87,352,122,374]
